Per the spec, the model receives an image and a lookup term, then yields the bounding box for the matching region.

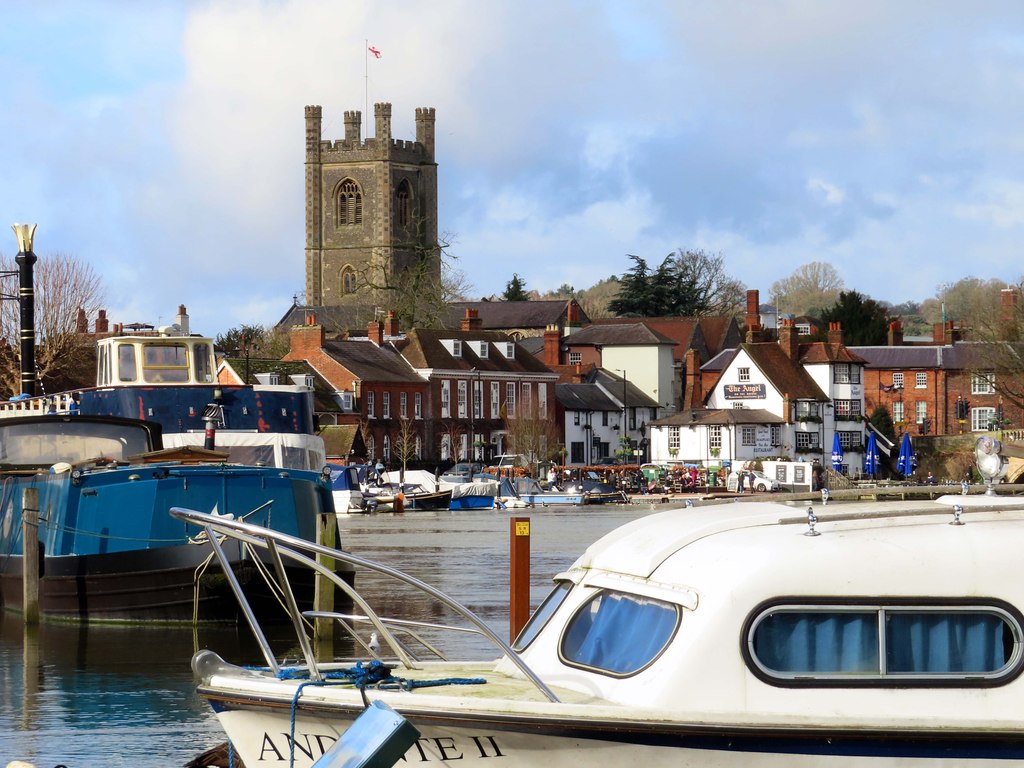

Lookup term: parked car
[728,470,780,492]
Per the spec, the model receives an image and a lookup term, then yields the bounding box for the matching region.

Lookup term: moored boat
[0,414,344,623]
[180,436,1024,766]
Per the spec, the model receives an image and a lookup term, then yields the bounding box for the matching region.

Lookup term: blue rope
[275,660,486,767]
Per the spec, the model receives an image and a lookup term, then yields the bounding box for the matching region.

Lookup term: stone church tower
[304,103,439,307]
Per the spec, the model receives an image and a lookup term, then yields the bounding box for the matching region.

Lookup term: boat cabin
[96,331,215,387]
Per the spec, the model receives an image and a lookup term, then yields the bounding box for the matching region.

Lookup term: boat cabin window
[193,343,214,383]
[747,604,1023,685]
[118,344,138,382]
[0,421,154,467]
[142,343,190,383]
[560,590,679,676]
[513,581,572,652]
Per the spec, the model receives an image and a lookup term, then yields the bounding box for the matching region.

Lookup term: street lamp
[10,223,37,397]
[613,368,628,458]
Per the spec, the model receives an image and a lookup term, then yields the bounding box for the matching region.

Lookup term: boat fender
[50,462,72,474]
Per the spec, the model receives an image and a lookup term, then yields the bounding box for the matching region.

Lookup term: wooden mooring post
[22,488,39,625]
[510,517,531,642]
[313,512,335,659]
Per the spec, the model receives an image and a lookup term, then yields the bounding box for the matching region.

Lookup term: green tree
[819,291,891,346]
[502,273,530,302]
[869,404,896,443]
[608,250,744,317]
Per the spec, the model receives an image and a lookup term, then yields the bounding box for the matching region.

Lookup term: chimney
[887,319,903,347]
[288,319,325,359]
[782,393,791,424]
[543,324,561,367]
[76,308,88,334]
[368,319,384,346]
[933,322,947,344]
[779,319,799,359]
[684,348,702,408]
[459,308,483,332]
[745,289,762,341]
[566,300,581,329]
[827,321,843,346]
[1000,288,1020,342]
[95,309,109,335]
[384,311,400,337]
[176,305,189,336]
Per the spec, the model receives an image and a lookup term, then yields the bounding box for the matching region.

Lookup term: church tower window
[396,179,412,226]
[341,266,357,294]
[337,179,363,225]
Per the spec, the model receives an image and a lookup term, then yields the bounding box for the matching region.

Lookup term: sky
[2,1,1024,337]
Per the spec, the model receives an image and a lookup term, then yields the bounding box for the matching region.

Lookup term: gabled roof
[591,368,660,409]
[741,343,829,402]
[276,304,381,335]
[850,341,1024,370]
[447,300,587,330]
[320,424,365,458]
[401,328,553,374]
[563,322,676,347]
[799,342,867,365]
[555,382,621,411]
[588,315,741,362]
[321,340,423,384]
[220,357,342,413]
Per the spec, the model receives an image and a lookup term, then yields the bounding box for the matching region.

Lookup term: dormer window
[477,341,489,359]
[503,342,515,360]
[441,339,463,357]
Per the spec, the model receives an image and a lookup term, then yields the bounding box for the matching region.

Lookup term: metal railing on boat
[169,506,559,703]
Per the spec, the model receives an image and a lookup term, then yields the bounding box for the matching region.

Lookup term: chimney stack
[95,309,109,335]
[827,321,843,346]
[1000,288,1020,342]
[384,310,400,337]
[543,324,561,367]
[459,308,483,332]
[368,319,384,345]
[779,319,799,359]
[744,289,763,341]
[887,319,903,347]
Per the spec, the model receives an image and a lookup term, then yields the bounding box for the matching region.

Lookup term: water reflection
[0,504,655,766]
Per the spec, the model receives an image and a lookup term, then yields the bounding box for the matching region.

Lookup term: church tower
[304,103,439,307]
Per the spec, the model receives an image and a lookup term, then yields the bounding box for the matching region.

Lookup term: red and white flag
[368,45,381,59]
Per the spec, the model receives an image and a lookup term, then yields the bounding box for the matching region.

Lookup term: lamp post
[11,223,37,397]
[614,369,628,459]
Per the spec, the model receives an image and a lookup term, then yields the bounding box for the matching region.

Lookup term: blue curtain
[886,612,1007,673]
[562,592,678,674]
[754,612,878,673]
[754,610,1010,676]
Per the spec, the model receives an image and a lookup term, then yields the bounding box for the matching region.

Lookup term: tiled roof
[564,323,676,347]
[555,383,620,411]
[320,424,364,457]
[401,328,553,374]
[321,340,423,383]
[799,342,867,365]
[743,343,829,401]
[849,342,1020,369]
[448,300,586,329]
[590,368,660,408]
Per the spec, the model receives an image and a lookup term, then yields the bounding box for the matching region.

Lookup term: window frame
[743,598,1024,688]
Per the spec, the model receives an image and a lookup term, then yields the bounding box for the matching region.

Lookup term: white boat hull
[211,703,1024,768]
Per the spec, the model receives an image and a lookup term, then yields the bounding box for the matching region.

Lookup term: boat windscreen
[0,421,154,467]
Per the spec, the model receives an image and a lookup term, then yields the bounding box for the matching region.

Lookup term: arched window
[336,179,363,225]
[396,179,412,226]
[341,266,356,294]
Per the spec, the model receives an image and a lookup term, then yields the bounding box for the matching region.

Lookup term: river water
[0,503,663,768]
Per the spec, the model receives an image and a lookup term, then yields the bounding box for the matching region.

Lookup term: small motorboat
[180,436,1024,767]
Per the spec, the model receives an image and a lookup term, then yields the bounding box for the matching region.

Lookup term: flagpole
[364,38,368,138]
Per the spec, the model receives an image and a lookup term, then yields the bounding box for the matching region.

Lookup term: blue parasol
[831,432,844,471]
[864,431,879,477]
[896,432,917,477]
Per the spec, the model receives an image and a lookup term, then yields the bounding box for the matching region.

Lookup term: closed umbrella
[864,431,879,477]
[896,432,917,477]
[831,432,844,472]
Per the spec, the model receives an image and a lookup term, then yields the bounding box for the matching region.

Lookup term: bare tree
[390,416,420,481]
[502,398,561,475]
[771,262,844,317]
[0,252,103,397]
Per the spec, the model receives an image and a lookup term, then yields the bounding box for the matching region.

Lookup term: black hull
[0,542,352,624]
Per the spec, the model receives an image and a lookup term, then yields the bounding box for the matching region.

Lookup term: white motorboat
[179,437,1024,767]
